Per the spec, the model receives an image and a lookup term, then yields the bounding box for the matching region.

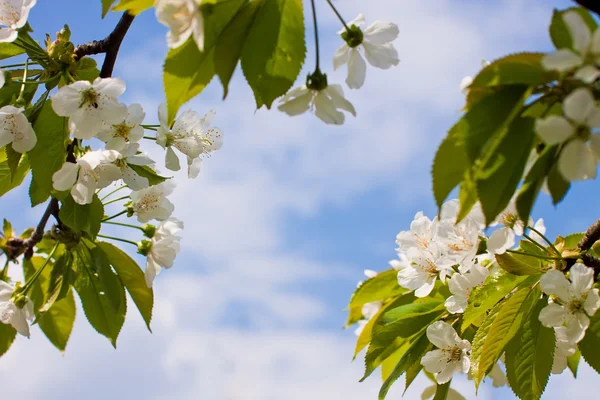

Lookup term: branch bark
[22,13,135,256]
[574,0,600,16]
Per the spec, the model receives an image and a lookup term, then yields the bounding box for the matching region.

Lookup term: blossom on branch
[97,103,145,151]
[130,180,175,223]
[143,217,183,287]
[0,281,33,337]
[421,321,471,384]
[0,105,37,152]
[0,0,36,43]
[278,84,356,125]
[115,143,155,190]
[51,77,127,140]
[155,0,204,50]
[445,264,489,314]
[333,13,399,89]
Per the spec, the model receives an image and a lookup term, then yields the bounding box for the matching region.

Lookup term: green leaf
[578,309,600,373]
[378,332,430,400]
[495,253,544,276]
[475,115,535,225]
[29,101,68,206]
[102,0,116,16]
[112,0,153,14]
[0,323,16,357]
[561,232,584,249]
[462,271,530,330]
[470,301,502,389]
[432,122,468,208]
[73,243,126,347]
[567,348,581,378]
[59,194,104,239]
[2,218,12,237]
[472,286,539,387]
[97,242,153,331]
[348,269,407,310]
[240,0,306,109]
[127,164,169,186]
[40,251,75,313]
[516,145,559,223]
[0,150,30,198]
[546,162,570,205]
[471,53,557,88]
[5,145,21,180]
[23,256,76,352]
[214,1,261,98]
[550,8,598,50]
[505,298,555,400]
[456,169,478,223]
[0,42,25,60]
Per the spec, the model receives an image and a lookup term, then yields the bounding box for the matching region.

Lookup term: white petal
[346,49,367,89]
[426,321,461,350]
[415,276,436,297]
[569,263,594,298]
[187,156,202,179]
[459,76,473,95]
[314,91,344,125]
[574,65,600,84]
[362,42,399,69]
[539,303,568,327]
[326,84,357,116]
[10,309,30,337]
[565,312,589,343]
[158,103,169,128]
[333,43,350,70]
[558,139,597,181]
[591,133,600,158]
[278,90,313,116]
[71,179,96,205]
[339,13,365,34]
[564,88,596,126]
[487,227,515,254]
[11,112,36,152]
[541,50,583,72]
[541,269,573,301]
[584,288,600,317]
[535,116,574,145]
[52,162,79,191]
[122,167,149,191]
[421,349,449,373]
[436,361,461,384]
[165,146,181,171]
[145,257,161,288]
[564,11,591,54]
[445,294,468,314]
[363,20,399,45]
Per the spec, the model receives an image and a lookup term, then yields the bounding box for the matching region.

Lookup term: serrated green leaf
[471,53,557,88]
[578,309,600,373]
[378,332,430,400]
[127,164,169,186]
[516,145,559,223]
[456,169,478,223]
[381,345,406,382]
[469,301,502,389]
[404,356,426,395]
[495,253,543,276]
[241,0,306,109]
[475,115,535,225]
[73,243,126,347]
[550,7,598,50]
[561,232,584,249]
[546,162,570,205]
[112,0,153,14]
[0,322,16,357]
[97,242,153,331]
[29,101,68,206]
[59,194,104,239]
[5,145,21,181]
[345,305,363,327]
[0,149,30,198]
[462,271,531,330]
[432,122,468,209]
[40,251,74,313]
[102,0,116,16]
[0,42,25,60]
[567,348,581,378]
[348,269,407,310]
[2,218,12,238]
[473,286,539,387]
[505,298,555,400]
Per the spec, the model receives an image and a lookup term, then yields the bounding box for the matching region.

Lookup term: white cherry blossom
[155,0,204,50]
[541,11,600,83]
[535,88,600,181]
[421,321,471,384]
[144,217,183,287]
[333,14,399,89]
[0,0,37,43]
[396,211,438,253]
[551,326,577,374]
[130,180,176,223]
[52,150,121,205]
[0,281,33,337]
[397,245,452,297]
[278,84,356,125]
[157,104,223,178]
[445,265,489,314]
[97,103,145,151]
[539,263,600,343]
[51,78,127,140]
[0,105,36,152]
[388,253,410,270]
[115,143,154,190]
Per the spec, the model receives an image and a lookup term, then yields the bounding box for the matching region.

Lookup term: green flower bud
[142,224,156,238]
[341,25,364,48]
[306,70,328,91]
[137,239,152,256]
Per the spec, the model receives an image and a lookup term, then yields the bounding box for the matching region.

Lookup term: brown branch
[21,14,135,256]
[574,0,600,16]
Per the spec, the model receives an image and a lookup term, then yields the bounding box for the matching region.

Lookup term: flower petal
[326,84,357,116]
[346,49,367,89]
[540,269,572,302]
[362,42,399,69]
[535,116,574,145]
[574,65,600,84]
[165,146,181,171]
[564,88,596,126]
[541,49,583,72]
[421,349,449,374]
[314,91,344,125]
[558,139,597,181]
[584,288,600,317]
[487,227,515,254]
[564,11,591,54]
[333,43,350,70]
[569,263,594,299]
[539,302,568,327]
[52,162,79,191]
[426,321,461,350]
[278,90,313,116]
[363,20,399,45]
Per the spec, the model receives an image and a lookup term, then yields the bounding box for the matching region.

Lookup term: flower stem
[506,249,563,260]
[97,234,139,246]
[102,210,128,222]
[528,226,561,256]
[325,0,350,31]
[100,185,127,202]
[310,0,321,71]
[141,124,160,129]
[21,242,59,295]
[0,62,38,69]
[143,136,157,140]
[102,221,143,231]
[16,59,29,104]
[522,233,548,253]
[103,195,129,206]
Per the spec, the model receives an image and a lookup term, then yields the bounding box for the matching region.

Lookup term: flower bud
[341,25,364,48]
[142,224,156,238]
[137,239,152,256]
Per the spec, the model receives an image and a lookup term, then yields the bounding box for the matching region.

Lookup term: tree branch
[574,0,600,16]
[21,13,135,256]
[578,217,600,251]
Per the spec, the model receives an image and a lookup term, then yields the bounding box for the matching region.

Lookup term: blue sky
[1,0,599,399]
